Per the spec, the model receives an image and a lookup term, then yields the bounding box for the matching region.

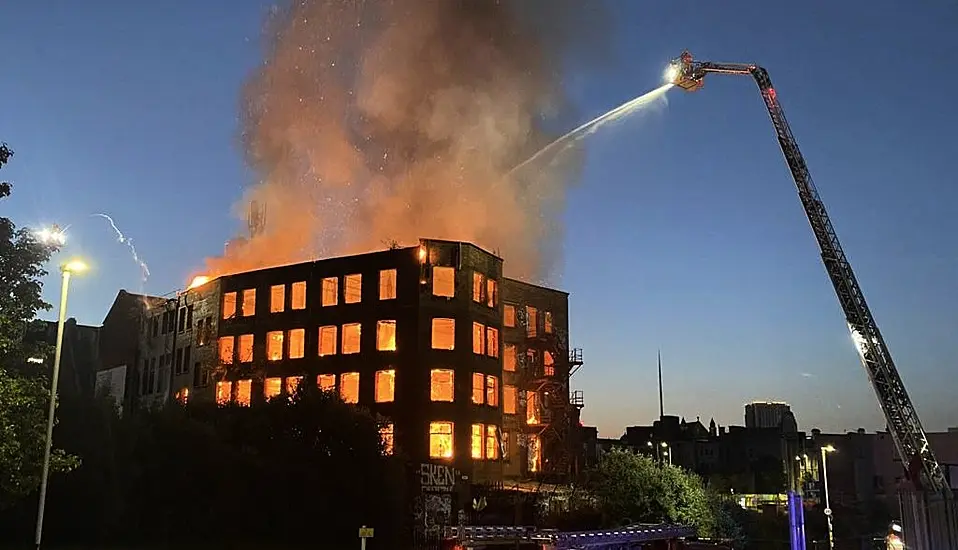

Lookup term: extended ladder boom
[668,52,951,499]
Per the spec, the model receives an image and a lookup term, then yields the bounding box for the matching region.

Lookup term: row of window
[217,321,396,363]
[471,272,499,308]
[217,319,502,363]
[214,370,506,409]
[221,270,399,319]
[503,304,554,337]
[147,305,212,340]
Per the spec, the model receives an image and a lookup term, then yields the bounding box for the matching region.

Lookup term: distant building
[745,401,798,431]
[24,319,101,399]
[808,427,958,508]
[610,413,806,498]
[97,290,167,415]
[100,238,584,489]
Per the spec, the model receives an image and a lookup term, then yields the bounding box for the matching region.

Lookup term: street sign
[359,526,374,550]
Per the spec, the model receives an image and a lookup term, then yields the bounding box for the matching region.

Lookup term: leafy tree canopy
[588,449,717,534]
[0,143,78,509]
[0,143,55,366]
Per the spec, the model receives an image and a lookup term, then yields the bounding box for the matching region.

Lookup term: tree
[0,369,79,509]
[0,143,56,366]
[586,449,721,536]
[0,143,78,509]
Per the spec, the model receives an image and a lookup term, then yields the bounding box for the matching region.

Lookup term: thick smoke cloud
[206,0,609,284]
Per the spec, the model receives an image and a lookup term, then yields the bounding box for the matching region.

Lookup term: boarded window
[291,281,307,310]
[236,379,252,406]
[526,391,538,424]
[238,334,254,363]
[503,304,515,327]
[340,372,359,404]
[503,344,516,372]
[471,424,484,459]
[267,331,284,361]
[285,376,303,395]
[485,425,499,460]
[526,306,537,337]
[486,279,497,308]
[288,328,305,359]
[431,318,455,350]
[342,323,361,354]
[377,320,397,351]
[544,350,555,376]
[317,373,336,392]
[429,421,454,459]
[265,377,282,399]
[344,273,362,304]
[242,289,256,317]
[215,381,232,405]
[318,325,337,356]
[218,336,234,364]
[485,375,499,407]
[380,423,394,455]
[544,311,553,334]
[472,272,484,303]
[322,277,338,306]
[379,269,397,300]
[486,327,499,358]
[270,284,285,313]
[472,372,484,405]
[375,369,395,403]
[222,292,237,319]
[430,369,454,402]
[432,266,455,298]
[503,385,517,414]
[472,322,484,354]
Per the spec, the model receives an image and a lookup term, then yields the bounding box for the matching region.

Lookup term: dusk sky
[3,1,956,437]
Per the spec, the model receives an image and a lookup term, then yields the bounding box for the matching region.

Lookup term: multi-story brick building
[108,238,581,486]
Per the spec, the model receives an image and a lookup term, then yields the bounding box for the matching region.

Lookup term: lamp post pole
[34,260,86,549]
[820,445,836,550]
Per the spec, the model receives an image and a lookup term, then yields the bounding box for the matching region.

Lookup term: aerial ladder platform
[665,51,958,550]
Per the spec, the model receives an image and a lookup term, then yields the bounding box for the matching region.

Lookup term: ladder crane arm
[666,51,952,499]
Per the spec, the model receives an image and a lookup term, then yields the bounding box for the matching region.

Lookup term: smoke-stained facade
[123,239,578,485]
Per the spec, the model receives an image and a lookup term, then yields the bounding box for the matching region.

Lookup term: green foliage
[587,449,718,535]
[0,144,56,367]
[0,368,80,509]
[0,144,78,509]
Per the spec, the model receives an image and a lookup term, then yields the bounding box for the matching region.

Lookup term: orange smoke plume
[205,0,609,283]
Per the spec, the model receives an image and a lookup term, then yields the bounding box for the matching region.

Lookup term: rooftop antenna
[658,349,664,419]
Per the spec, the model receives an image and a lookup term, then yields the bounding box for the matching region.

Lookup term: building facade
[745,401,797,430]
[114,238,579,486]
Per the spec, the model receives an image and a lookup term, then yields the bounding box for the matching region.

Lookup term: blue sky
[3,1,957,436]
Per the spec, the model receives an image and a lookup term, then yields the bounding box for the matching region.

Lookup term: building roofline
[418,238,503,261]
[503,277,569,296]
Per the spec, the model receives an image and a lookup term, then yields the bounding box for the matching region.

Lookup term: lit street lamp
[34,258,88,550]
[660,441,672,466]
[820,444,837,550]
[34,225,67,247]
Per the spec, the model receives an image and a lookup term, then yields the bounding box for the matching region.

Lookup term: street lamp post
[660,441,672,466]
[820,444,837,550]
[34,259,87,550]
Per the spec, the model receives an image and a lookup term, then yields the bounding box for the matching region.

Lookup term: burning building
[113,238,583,485]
